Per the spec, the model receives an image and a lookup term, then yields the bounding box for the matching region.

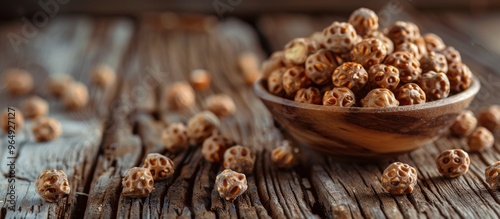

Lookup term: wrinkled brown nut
[361,88,399,108]
[322,22,358,53]
[366,31,394,54]
[395,42,422,60]
[485,161,500,189]
[332,62,368,93]
[350,38,388,69]
[450,110,477,137]
[165,82,195,110]
[162,123,189,153]
[35,169,70,203]
[187,111,220,145]
[190,69,211,90]
[310,31,325,48]
[396,83,426,106]
[418,71,450,101]
[305,49,337,85]
[323,87,356,107]
[384,51,422,83]
[423,33,446,52]
[0,107,24,133]
[90,64,116,88]
[63,82,89,110]
[206,94,236,118]
[215,169,248,201]
[32,117,62,142]
[21,96,49,119]
[271,140,297,169]
[477,105,500,131]
[2,68,33,95]
[294,87,322,104]
[142,153,175,181]
[282,66,312,97]
[223,145,255,174]
[283,38,318,65]
[267,67,286,96]
[386,21,420,46]
[122,167,154,198]
[367,64,400,90]
[447,62,472,93]
[348,7,379,37]
[48,74,73,97]
[262,51,287,79]
[468,127,494,152]
[380,162,417,195]
[413,37,428,60]
[202,131,234,163]
[419,51,448,74]
[440,46,462,65]
[238,52,262,84]
[436,149,470,178]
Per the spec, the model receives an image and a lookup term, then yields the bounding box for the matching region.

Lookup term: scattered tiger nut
[48,74,73,97]
[366,31,394,54]
[267,67,286,96]
[322,21,358,53]
[423,33,446,52]
[202,131,234,163]
[282,66,312,97]
[485,161,500,189]
[323,87,356,107]
[142,153,175,181]
[384,51,422,83]
[332,62,368,93]
[418,71,450,101]
[446,62,472,93]
[348,7,379,37]
[386,21,420,46]
[468,127,494,152]
[162,123,189,153]
[271,140,297,169]
[450,110,477,137]
[215,169,248,201]
[262,51,287,79]
[440,46,462,65]
[238,52,262,84]
[380,162,418,195]
[62,82,89,110]
[0,107,24,133]
[165,82,195,110]
[35,169,71,203]
[396,83,426,106]
[395,42,421,60]
[283,38,318,65]
[187,111,220,145]
[2,68,33,96]
[436,149,470,178]
[294,87,322,104]
[419,51,448,74]
[31,117,62,142]
[367,64,400,90]
[361,88,399,108]
[477,105,500,131]
[121,167,154,198]
[90,64,116,88]
[223,145,255,174]
[305,49,337,85]
[206,94,236,118]
[190,69,211,90]
[350,38,388,68]
[21,96,49,119]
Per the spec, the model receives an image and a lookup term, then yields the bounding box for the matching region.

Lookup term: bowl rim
[254,75,480,113]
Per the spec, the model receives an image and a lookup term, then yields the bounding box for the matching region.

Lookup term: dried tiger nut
[440,46,462,65]
[395,42,421,60]
[215,169,248,201]
[223,145,255,174]
[361,88,399,108]
[310,31,325,48]
[35,169,70,203]
[189,69,211,90]
[142,153,175,181]
[332,62,368,93]
[187,111,220,145]
[90,64,116,88]
[202,131,233,163]
[384,51,422,83]
[283,38,318,65]
[162,123,189,153]
[367,64,400,90]
[450,110,477,137]
[423,33,446,52]
[282,66,312,97]
[418,71,450,101]
[485,161,500,189]
[436,149,470,178]
[350,38,388,69]
[380,162,417,195]
[294,87,322,104]
[477,105,500,131]
[386,21,420,46]
[322,21,358,53]
[238,52,262,84]
[468,127,494,152]
[413,37,428,60]
[48,74,73,97]
[3,68,33,96]
[447,62,472,93]
[348,8,379,37]
[32,117,62,142]
[63,82,89,110]
[262,51,287,79]
[323,87,356,107]
[419,51,448,74]
[396,83,426,106]
[165,82,195,110]
[206,94,236,118]
[0,107,24,133]
[305,49,337,85]
[267,67,286,96]
[121,167,154,198]
[367,31,394,54]
[271,140,297,169]
[21,96,49,119]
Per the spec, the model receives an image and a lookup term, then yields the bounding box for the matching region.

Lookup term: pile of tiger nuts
[262,8,473,107]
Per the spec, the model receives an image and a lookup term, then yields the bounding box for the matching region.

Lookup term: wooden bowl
[254,76,480,160]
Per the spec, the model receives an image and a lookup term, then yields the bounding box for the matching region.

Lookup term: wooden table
[1,7,500,219]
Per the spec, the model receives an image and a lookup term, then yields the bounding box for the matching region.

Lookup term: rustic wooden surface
[1,7,500,219]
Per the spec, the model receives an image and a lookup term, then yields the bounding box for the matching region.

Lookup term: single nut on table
[323,87,356,107]
[380,162,418,195]
[271,140,297,169]
[440,46,462,65]
[32,117,62,142]
[63,82,89,110]
[395,42,422,60]
[238,52,262,84]
[282,66,312,97]
[21,96,49,119]
[321,21,358,53]
[384,51,422,83]
[262,51,287,79]
[267,67,286,96]
[142,153,175,181]
[215,169,248,201]
[189,69,211,90]
[165,82,195,110]
[468,127,494,152]
[3,68,34,96]
[446,62,472,93]
[294,87,322,104]
[418,71,450,101]
[331,62,368,93]
[350,38,388,69]
[361,88,399,108]
[485,161,500,189]
[396,83,426,106]
[90,64,116,88]
[419,51,448,74]
[436,149,470,178]
[450,110,477,137]
[187,111,220,145]
[283,38,318,65]
[122,167,154,198]
[305,49,338,85]
[223,145,255,174]
[423,33,446,52]
[35,169,70,203]
[0,107,24,133]
[477,105,500,131]
[366,31,394,54]
[386,21,421,46]
[348,7,379,37]
[367,64,400,90]
[162,123,189,153]
[206,94,236,118]
[202,131,234,163]
[48,74,73,97]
